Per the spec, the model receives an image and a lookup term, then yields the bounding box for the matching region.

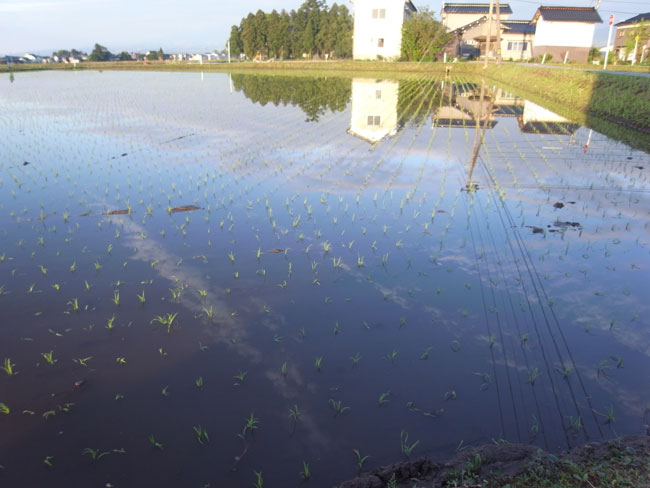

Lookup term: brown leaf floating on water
[103,209,131,216]
[169,205,202,213]
[267,249,284,254]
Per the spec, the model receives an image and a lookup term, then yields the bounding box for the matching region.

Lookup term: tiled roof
[405,1,417,13]
[443,3,513,15]
[502,20,536,34]
[615,12,650,27]
[533,7,602,23]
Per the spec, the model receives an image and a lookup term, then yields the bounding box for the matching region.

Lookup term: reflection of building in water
[347,79,400,144]
[518,100,580,134]
[433,82,497,128]
[492,88,524,117]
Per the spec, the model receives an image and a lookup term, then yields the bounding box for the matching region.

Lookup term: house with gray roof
[530,6,602,62]
[613,12,649,62]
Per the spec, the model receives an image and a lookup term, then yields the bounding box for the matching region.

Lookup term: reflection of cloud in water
[120,217,332,448]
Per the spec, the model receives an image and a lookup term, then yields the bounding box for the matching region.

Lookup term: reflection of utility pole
[229,73,233,94]
[467,80,492,192]
[584,129,593,153]
[484,0,494,68]
[496,0,502,65]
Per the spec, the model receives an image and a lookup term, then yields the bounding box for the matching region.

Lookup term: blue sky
[1,0,643,55]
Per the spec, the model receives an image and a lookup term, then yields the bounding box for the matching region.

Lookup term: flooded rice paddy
[0,70,649,487]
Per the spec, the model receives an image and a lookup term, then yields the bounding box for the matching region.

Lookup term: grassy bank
[338,434,650,487]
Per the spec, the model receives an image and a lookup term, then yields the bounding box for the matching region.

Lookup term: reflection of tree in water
[396,79,445,125]
[231,74,351,122]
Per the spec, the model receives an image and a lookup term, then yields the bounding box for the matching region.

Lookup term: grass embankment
[338,435,650,488]
[477,64,650,150]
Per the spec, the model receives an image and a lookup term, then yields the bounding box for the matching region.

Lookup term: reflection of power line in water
[476,150,605,445]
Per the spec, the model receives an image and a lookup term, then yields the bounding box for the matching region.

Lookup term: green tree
[118,51,132,61]
[400,8,451,61]
[623,19,649,62]
[88,43,112,62]
[228,25,243,57]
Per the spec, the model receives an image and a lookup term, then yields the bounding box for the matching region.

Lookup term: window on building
[367,115,381,126]
[372,8,386,19]
[507,41,528,51]
[376,90,382,99]
[378,38,385,48]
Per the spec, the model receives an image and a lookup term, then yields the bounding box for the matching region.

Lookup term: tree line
[228,0,353,60]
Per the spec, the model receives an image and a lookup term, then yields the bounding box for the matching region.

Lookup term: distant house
[351,0,417,60]
[22,53,46,63]
[614,12,650,62]
[441,3,517,59]
[500,20,535,60]
[444,16,533,59]
[531,6,602,63]
[441,3,512,31]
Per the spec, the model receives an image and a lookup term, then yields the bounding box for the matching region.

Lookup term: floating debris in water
[267,248,284,254]
[169,205,202,213]
[103,209,131,216]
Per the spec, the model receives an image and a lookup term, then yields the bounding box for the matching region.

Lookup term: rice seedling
[593,405,615,424]
[253,471,263,488]
[161,386,170,397]
[115,357,127,364]
[195,376,204,389]
[419,347,432,360]
[378,392,391,407]
[314,357,323,372]
[444,390,457,401]
[568,415,583,432]
[299,461,311,480]
[82,448,110,462]
[41,351,56,365]
[400,430,419,459]
[105,315,116,330]
[1,358,16,375]
[150,312,178,333]
[233,371,247,386]
[528,368,540,385]
[136,290,146,304]
[556,365,572,379]
[328,399,350,416]
[43,456,54,468]
[42,410,56,419]
[383,350,398,363]
[281,361,288,376]
[149,434,164,450]
[353,449,370,474]
[242,412,259,436]
[288,405,301,423]
[193,425,209,444]
[0,403,9,414]
[350,353,362,367]
[72,357,92,367]
[112,290,120,306]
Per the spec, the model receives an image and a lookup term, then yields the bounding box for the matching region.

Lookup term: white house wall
[534,18,595,47]
[348,78,399,143]
[522,100,569,124]
[353,0,408,60]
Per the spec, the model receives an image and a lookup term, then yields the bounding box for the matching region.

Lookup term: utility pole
[604,14,614,69]
[484,0,495,68]
[496,0,502,65]
[227,40,231,64]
